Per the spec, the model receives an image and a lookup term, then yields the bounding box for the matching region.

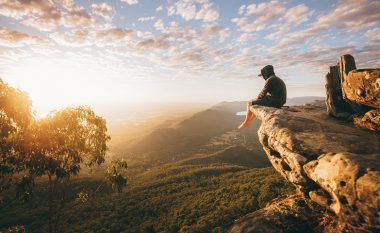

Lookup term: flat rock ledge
[229,101,380,233]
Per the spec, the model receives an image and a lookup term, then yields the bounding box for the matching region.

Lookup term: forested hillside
[1,164,293,232]
[0,79,303,232]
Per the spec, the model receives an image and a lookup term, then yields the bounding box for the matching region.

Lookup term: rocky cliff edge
[229,101,380,233]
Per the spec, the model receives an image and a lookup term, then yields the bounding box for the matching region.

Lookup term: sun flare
[3,57,150,114]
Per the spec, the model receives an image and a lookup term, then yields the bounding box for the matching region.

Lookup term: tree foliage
[0,79,110,196]
[23,106,110,178]
[0,78,111,232]
[106,159,128,193]
[0,79,33,192]
[19,107,109,201]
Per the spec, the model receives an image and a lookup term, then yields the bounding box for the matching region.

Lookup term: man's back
[258,75,287,108]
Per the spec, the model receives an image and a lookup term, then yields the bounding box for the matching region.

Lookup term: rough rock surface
[228,194,365,233]
[354,109,380,131]
[304,152,380,229]
[229,101,380,232]
[228,195,328,233]
[339,54,357,88]
[342,69,380,109]
[326,54,380,131]
[325,66,353,119]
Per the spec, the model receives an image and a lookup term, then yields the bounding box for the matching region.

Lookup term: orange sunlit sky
[0,0,379,113]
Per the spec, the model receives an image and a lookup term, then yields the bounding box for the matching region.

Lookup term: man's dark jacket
[256,75,287,108]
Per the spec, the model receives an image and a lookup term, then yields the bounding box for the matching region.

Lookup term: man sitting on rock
[238,65,287,129]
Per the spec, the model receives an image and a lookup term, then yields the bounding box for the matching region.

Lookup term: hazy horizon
[32,96,325,121]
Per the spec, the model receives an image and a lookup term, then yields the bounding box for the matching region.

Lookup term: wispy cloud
[91,2,114,21]
[0,27,47,47]
[168,0,219,22]
[138,16,156,22]
[121,0,138,5]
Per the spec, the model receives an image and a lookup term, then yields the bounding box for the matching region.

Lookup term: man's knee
[249,105,255,112]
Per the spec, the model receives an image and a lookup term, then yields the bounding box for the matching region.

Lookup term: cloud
[231,17,247,27]
[62,6,93,28]
[273,0,380,49]
[175,50,204,63]
[317,0,380,31]
[165,48,207,72]
[196,3,219,22]
[0,0,62,31]
[154,19,165,31]
[138,16,156,22]
[264,4,312,41]
[121,0,138,5]
[245,1,283,16]
[156,5,163,12]
[50,28,135,47]
[168,0,219,22]
[238,5,246,15]
[162,24,197,44]
[218,28,230,43]
[91,3,114,21]
[199,25,224,44]
[0,0,100,31]
[171,0,197,21]
[0,27,46,47]
[97,28,135,40]
[235,33,254,44]
[240,0,286,32]
[365,27,380,44]
[137,37,170,50]
[50,30,91,47]
[283,4,311,25]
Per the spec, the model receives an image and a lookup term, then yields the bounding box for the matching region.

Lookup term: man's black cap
[258,65,274,77]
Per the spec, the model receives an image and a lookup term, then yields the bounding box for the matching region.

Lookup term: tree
[0,78,111,232]
[0,79,32,194]
[20,107,111,232]
[106,159,128,193]
[22,106,110,182]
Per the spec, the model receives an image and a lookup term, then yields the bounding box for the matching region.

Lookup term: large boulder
[342,69,380,109]
[304,152,380,229]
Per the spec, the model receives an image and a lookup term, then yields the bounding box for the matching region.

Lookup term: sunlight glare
[4,57,145,114]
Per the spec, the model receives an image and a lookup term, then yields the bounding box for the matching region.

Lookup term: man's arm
[257,78,272,99]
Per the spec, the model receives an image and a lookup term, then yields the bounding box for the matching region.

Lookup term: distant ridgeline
[229,55,380,233]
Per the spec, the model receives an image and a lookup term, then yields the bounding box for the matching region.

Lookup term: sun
[4,57,110,114]
[2,56,163,116]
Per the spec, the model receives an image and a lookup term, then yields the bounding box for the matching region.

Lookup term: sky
[0,0,379,113]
